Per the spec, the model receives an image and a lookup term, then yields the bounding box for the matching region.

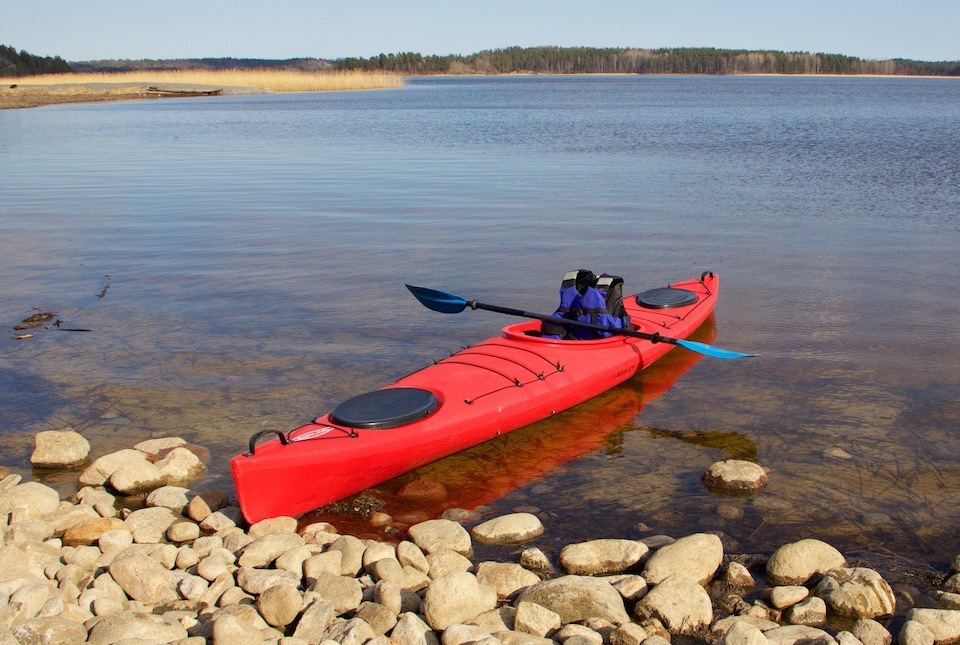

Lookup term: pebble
[1,431,958,645]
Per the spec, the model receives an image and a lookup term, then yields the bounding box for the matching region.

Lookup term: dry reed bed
[0,69,406,108]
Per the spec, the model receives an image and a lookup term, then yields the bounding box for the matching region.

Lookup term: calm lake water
[2,76,959,570]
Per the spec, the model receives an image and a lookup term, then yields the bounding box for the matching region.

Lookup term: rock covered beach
[3,431,960,645]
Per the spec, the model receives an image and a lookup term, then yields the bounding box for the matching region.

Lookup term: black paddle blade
[405,285,470,314]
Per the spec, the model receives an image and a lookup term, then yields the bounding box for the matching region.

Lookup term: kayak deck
[231,272,719,522]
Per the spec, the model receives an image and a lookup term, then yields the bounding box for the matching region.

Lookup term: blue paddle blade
[676,339,755,360]
[405,284,470,314]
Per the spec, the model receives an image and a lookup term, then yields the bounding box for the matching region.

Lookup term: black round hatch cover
[636,287,699,309]
[331,387,440,430]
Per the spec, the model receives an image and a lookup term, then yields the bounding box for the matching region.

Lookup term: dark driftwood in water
[14,312,55,330]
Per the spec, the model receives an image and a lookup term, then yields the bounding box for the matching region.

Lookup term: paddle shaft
[470,300,682,346]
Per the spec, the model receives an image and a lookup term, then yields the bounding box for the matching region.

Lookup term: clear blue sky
[4,0,958,63]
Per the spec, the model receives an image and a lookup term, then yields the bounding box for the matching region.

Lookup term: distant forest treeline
[0,45,72,76]
[337,46,960,76]
[70,57,334,74]
[5,43,960,77]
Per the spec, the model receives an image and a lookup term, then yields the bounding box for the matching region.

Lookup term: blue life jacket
[541,270,631,339]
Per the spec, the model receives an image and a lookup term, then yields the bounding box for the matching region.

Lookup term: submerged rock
[703,459,768,494]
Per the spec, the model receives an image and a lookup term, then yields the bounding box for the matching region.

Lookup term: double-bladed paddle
[405,284,755,360]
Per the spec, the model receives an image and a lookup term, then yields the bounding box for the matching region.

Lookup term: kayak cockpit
[501,320,636,344]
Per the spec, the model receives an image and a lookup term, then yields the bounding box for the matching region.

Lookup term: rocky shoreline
[2,431,960,645]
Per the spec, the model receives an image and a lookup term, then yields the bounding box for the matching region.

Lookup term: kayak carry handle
[246,429,289,456]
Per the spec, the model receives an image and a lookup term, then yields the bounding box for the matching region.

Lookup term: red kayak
[232,272,721,523]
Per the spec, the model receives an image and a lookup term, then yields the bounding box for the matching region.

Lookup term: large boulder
[642,533,723,585]
[635,575,712,635]
[850,617,893,645]
[107,551,178,605]
[30,430,90,467]
[815,567,896,618]
[475,561,542,600]
[237,532,304,568]
[719,620,769,645]
[79,449,145,486]
[408,519,472,556]
[422,571,497,631]
[515,575,630,625]
[766,539,846,586]
[559,539,648,576]
[765,625,837,645]
[906,609,960,645]
[85,610,189,645]
[124,506,180,544]
[10,617,87,645]
[155,446,206,484]
[0,481,60,520]
[108,458,167,495]
[257,584,304,628]
[391,611,440,645]
[471,513,544,545]
[62,517,127,547]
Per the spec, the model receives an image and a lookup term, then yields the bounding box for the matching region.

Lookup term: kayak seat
[636,287,699,309]
[331,387,440,430]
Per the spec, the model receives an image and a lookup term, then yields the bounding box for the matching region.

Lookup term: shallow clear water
[2,76,959,568]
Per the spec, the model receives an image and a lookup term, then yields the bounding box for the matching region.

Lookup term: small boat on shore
[145,86,223,97]
[232,272,724,523]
